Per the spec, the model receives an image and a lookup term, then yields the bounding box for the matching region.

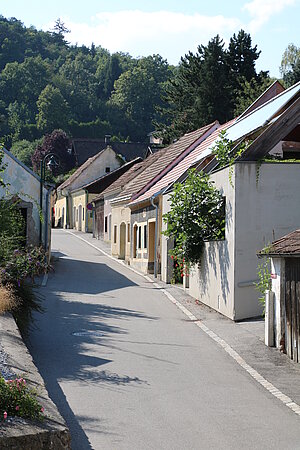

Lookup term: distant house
[112,122,218,271]
[0,148,50,249]
[55,146,125,229]
[71,137,150,166]
[92,159,145,243]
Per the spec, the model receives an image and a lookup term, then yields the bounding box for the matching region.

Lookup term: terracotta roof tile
[130,121,233,205]
[117,123,216,202]
[260,230,300,256]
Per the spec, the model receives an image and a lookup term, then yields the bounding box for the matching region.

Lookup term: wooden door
[285,258,300,362]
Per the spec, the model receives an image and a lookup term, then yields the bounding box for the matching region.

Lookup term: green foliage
[36,84,70,133]
[234,73,274,117]
[0,376,44,422]
[212,131,252,187]
[0,198,25,262]
[160,30,262,141]
[280,43,300,87]
[163,169,225,265]
[255,259,271,309]
[10,138,43,168]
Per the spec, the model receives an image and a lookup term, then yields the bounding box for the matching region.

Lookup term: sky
[1,0,299,77]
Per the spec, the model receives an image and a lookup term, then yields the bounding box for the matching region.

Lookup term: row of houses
[54,80,300,330]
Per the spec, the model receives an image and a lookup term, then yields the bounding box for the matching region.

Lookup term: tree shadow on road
[25,259,157,449]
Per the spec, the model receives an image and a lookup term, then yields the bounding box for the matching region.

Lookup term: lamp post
[39,153,59,245]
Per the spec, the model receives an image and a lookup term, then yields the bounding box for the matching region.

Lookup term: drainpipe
[150,196,159,278]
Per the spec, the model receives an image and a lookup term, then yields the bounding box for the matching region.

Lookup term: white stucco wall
[234,162,300,320]
[161,193,174,283]
[0,149,48,246]
[188,162,300,321]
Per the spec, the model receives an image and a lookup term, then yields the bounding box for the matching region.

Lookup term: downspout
[150,196,159,278]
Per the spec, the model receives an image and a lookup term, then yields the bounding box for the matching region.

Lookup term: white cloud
[45,10,241,64]
[243,0,296,33]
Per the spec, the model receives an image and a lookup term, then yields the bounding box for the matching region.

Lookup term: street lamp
[39,153,59,244]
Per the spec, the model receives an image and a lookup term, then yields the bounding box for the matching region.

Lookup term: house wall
[161,194,174,283]
[130,204,157,273]
[71,191,95,232]
[0,150,48,246]
[234,162,300,320]
[103,191,119,242]
[111,203,131,261]
[54,195,67,228]
[188,166,236,319]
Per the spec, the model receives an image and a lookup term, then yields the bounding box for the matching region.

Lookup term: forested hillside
[1,15,297,172]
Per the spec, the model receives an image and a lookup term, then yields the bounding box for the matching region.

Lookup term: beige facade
[71,190,96,232]
[111,202,131,261]
[54,195,67,228]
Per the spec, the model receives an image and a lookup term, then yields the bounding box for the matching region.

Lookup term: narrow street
[27,229,300,450]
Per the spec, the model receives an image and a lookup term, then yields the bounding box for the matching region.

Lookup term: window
[105,216,108,233]
[144,225,147,249]
[83,207,85,221]
[127,223,130,242]
[105,167,110,173]
[138,226,142,249]
[114,225,117,244]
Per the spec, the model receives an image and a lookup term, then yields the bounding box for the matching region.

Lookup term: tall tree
[162,35,231,141]
[31,129,74,174]
[109,54,171,141]
[280,44,300,87]
[36,84,70,133]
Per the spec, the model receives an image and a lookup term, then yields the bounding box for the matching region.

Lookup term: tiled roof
[259,230,300,256]
[118,123,216,202]
[72,139,149,165]
[92,157,150,202]
[130,121,233,205]
[75,158,142,194]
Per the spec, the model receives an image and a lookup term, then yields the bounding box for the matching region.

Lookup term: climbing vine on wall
[163,169,225,267]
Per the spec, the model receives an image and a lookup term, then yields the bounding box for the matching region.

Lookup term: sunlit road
[27,229,300,449]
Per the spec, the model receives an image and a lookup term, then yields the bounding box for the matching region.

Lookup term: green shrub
[0,376,44,422]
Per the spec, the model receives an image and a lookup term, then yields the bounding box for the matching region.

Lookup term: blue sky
[1,0,299,77]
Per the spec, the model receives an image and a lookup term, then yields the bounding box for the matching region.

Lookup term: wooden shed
[260,230,300,362]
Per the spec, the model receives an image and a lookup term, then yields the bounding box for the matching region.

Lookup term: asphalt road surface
[27,230,300,450]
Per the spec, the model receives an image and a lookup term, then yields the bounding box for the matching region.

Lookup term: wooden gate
[285,258,300,362]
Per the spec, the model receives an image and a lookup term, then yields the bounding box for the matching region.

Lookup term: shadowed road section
[27,230,300,449]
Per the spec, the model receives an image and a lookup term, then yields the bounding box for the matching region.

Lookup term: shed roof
[259,230,300,257]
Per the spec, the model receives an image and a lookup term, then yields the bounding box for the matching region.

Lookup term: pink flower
[41,407,44,413]
[3,412,7,419]
[15,406,20,411]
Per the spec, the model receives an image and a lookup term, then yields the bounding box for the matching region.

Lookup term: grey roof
[72,139,149,166]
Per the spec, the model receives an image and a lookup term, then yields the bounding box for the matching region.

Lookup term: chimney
[105,135,111,144]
